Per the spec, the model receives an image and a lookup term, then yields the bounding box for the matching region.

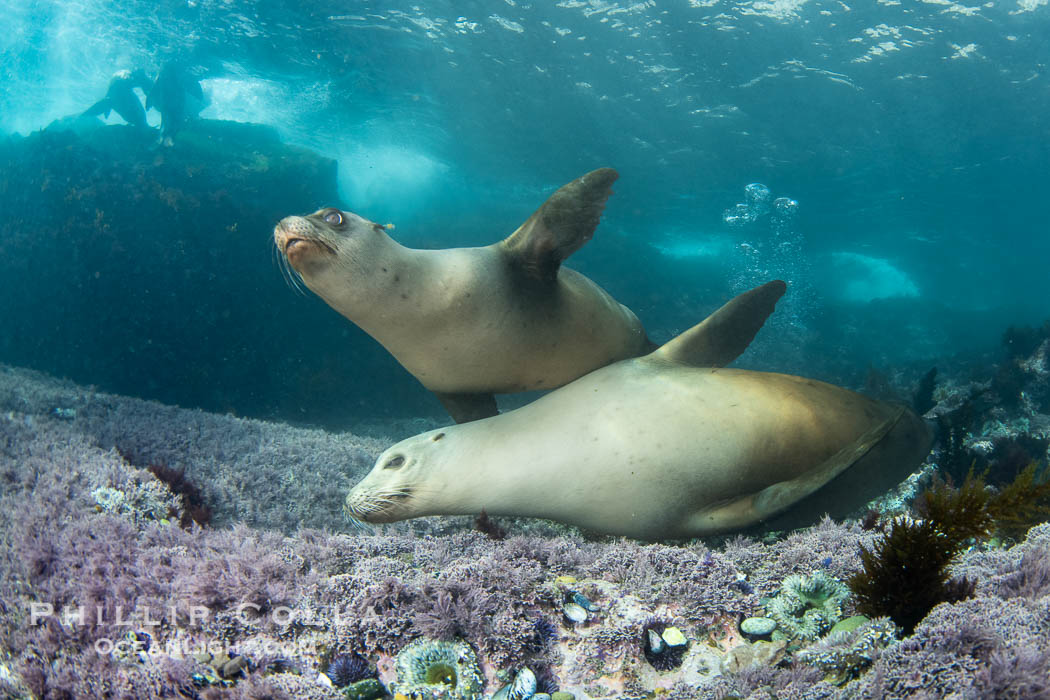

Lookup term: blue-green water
[2,0,1049,425]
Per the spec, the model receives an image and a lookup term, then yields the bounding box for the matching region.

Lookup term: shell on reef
[647,629,665,654]
[562,602,588,624]
[642,621,689,671]
[492,667,537,700]
[391,638,485,700]
[660,626,687,648]
[569,591,599,612]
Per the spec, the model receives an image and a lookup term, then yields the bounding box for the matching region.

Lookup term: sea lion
[345,281,933,540]
[82,69,152,128]
[146,63,204,144]
[274,168,652,423]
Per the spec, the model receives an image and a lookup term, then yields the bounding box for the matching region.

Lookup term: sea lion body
[82,69,151,128]
[346,282,933,540]
[146,63,204,142]
[275,168,650,421]
[291,239,644,395]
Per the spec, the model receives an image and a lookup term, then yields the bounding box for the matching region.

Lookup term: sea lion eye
[383,455,406,469]
[323,209,343,226]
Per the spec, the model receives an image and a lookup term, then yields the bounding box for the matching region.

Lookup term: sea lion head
[344,429,453,525]
[273,207,394,307]
[274,207,383,273]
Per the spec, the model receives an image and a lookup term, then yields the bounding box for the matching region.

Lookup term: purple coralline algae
[1,353,1050,698]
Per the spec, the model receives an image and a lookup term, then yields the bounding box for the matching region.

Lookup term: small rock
[829,615,870,635]
[722,639,787,674]
[740,616,777,640]
[344,678,386,700]
[219,654,249,678]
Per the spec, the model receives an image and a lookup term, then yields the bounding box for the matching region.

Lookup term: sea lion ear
[652,280,787,368]
[501,167,618,280]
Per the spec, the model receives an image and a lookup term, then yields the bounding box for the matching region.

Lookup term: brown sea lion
[345,281,933,540]
[274,168,650,423]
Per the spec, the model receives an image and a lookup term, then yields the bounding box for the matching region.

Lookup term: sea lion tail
[652,280,787,368]
[502,167,619,279]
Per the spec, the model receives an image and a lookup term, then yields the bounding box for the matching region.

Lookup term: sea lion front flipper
[652,280,787,368]
[501,168,619,280]
[690,406,905,533]
[435,391,499,424]
[82,99,111,119]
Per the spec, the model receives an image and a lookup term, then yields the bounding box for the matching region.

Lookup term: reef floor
[1,362,1049,699]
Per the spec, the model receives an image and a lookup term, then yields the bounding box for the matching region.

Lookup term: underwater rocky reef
[0,120,427,429]
[1,323,1050,699]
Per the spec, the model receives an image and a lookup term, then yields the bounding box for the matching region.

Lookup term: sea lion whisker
[276,245,308,296]
[342,510,373,531]
[282,257,304,295]
[351,495,395,514]
[364,493,409,509]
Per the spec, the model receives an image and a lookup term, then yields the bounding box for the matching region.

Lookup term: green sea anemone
[767,570,850,641]
[391,638,485,699]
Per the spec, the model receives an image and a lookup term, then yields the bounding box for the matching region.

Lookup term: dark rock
[0,120,425,427]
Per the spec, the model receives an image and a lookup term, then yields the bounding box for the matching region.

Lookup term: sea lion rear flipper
[653,280,787,368]
[690,406,905,533]
[501,168,619,279]
[435,391,499,424]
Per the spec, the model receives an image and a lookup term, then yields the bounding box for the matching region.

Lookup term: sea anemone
[767,570,849,641]
[391,638,485,700]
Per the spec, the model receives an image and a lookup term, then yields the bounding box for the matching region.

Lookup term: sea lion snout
[274,215,339,270]
[273,215,313,252]
[344,482,413,524]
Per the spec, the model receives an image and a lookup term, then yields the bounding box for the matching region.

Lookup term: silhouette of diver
[82,69,152,127]
[146,63,204,145]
